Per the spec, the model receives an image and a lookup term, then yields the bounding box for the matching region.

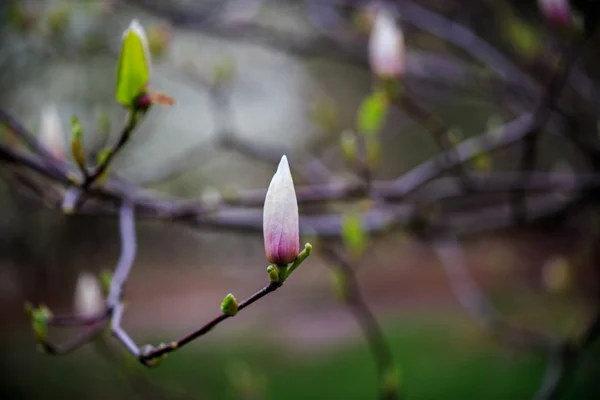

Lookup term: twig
[431,233,558,350]
[82,110,144,190]
[138,281,282,365]
[322,246,399,400]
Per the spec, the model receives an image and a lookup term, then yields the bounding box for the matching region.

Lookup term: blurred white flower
[263,155,299,265]
[74,272,104,316]
[39,105,65,160]
[368,10,405,79]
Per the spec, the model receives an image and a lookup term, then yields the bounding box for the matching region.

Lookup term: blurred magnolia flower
[263,155,299,265]
[368,10,405,79]
[538,0,572,28]
[39,105,65,160]
[74,272,104,316]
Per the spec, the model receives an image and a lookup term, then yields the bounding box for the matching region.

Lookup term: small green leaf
[470,150,492,173]
[70,116,86,169]
[357,91,388,136]
[221,293,239,316]
[70,116,83,141]
[340,130,358,163]
[341,211,367,257]
[504,17,543,60]
[330,269,348,302]
[30,305,52,341]
[267,265,280,283]
[365,136,381,169]
[116,20,151,107]
[96,148,112,184]
[99,270,112,297]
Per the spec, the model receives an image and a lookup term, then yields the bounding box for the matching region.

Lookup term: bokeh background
[1,0,600,399]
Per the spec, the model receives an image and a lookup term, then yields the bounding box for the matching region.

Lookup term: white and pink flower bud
[538,0,572,28]
[263,155,299,265]
[74,272,104,316]
[39,105,65,160]
[368,10,405,79]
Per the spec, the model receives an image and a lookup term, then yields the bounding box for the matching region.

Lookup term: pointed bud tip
[125,19,145,39]
[368,10,405,79]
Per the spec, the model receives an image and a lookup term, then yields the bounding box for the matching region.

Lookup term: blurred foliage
[356,90,388,137]
[341,211,368,259]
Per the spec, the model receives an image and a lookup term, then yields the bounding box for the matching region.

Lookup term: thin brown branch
[138,281,281,366]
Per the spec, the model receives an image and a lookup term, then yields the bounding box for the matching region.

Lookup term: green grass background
[6,313,598,400]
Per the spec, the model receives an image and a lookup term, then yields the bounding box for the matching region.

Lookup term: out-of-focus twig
[322,246,399,400]
[432,233,558,350]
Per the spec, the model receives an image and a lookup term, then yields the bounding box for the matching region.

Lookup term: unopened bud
[116,19,151,107]
[221,293,239,316]
[74,272,104,316]
[368,10,405,79]
[263,155,300,265]
[40,105,65,160]
[538,0,572,28]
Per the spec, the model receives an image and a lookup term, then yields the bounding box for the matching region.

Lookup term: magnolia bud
[538,0,572,28]
[221,293,239,316]
[39,105,65,160]
[116,19,151,107]
[368,11,405,79]
[263,155,299,265]
[74,272,104,316]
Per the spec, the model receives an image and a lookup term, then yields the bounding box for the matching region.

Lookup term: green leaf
[70,116,83,141]
[341,211,367,257]
[504,17,543,60]
[470,150,492,173]
[340,130,358,163]
[365,136,381,169]
[99,270,112,297]
[96,148,112,184]
[357,91,388,136]
[267,265,280,283]
[30,305,52,341]
[116,20,151,107]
